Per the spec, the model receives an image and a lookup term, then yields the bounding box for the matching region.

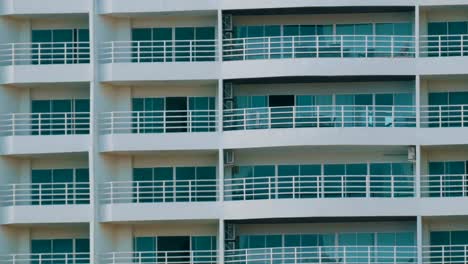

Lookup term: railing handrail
[223,34,416,42]
[102,39,217,45]
[103,179,217,185]
[104,249,217,255]
[101,109,217,115]
[224,105,415,112]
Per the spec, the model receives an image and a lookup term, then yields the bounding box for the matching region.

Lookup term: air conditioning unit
[408,146,416,162]
[223,14,233,32]
[223,82,233,100]
[224,100,234,110]
[224,150,235,165]
[223,31,233,40]
[225,223,236,240]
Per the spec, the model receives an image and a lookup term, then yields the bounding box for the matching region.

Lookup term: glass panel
[166,97,188,133]
[277,165,299,199]
[370,163,392,197]
[251,165,275,200]
[32,169,52,205]
[176,167,195,202]
[195,166,216,201]
[153,28,173,62]
[345,164,367,197]
[175,28,195,62]
[324,164,345,198]
[195,27,215,62]
[133,168,153,203]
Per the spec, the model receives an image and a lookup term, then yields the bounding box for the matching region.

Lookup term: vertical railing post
[315,35,319,58]
[391,37,395,57]
[294,248,297,264]
[189,180,192,201]
[243,178,246,200]
[268,37,271,59]
[11,43,15,66]
[462,105,465,128]
[341,105,345,127]
[38,113,42,135]
[343,247,347,264]
[188,111,192,132]
[163,41,167,62]
[269,248,273,264]
[243,109,247,130]
[110,182,114,204]
[292,106,296,128]
[137,112,140,133]
[442,247,445,264]
[12,184,16,206]
[317,106,321,127]
[163,181,166,202]
[190,40,193,62]
[65,183,68,204]
[268,176,272,199]
[391,174,395,198]
[38,43,42,65]
[392,106,395,127]
[318,246,322,264]
[64,113,68,135]
[439,105,442,128]
[292,37,296,58]
[340,35,344,58]
[268,107,272,129]
[137,41,141,63]
[64,43,67,65]
[366,174,371,198]
[292,175,296,198]
[243,38,246,61]
[11,113,15,136]
[365,36,368,58]
[163,111,166,133]
[39,184,42,205]
[439,36,442,57]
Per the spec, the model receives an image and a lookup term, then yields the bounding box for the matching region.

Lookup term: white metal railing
[0,252,90,264]
[423,245,468,264]
[0,112,90,136]
[225,246,417,264]
[224,175,415,201]
[421,174,468,198]
[102,250,217,264]
[100,40,218,63]
[420,35,468,57]
[0,42,90,66]
[0,182,90,206]
[100,110,217,134]
[421,105,468,128]
[223,35,415,60]
[101,179,218,204]
[223,105,416,131]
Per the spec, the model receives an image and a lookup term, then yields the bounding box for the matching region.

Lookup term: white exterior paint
[0,1,467,264]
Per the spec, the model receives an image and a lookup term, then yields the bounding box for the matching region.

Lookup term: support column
[416,75,421,128]
[415,4,420,58]
[416,144,421,198]
[417,216,423,264]
[218,219,225,264]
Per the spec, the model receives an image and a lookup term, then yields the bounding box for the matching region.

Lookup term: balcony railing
[224,175,415,201]
[0,253,90,264]
[100,40,218,63]
[0,112,90,136]
[103,250,217,264]
[421,105,468,128]
[0,182,90,206]
[223,105,416,131]
[423,245,468,264]
[100,110,217,134]
[225,246,417,264]
[420,35,468,57]
[0,42,90,66]
[101,179,218,204]
[223,35,415,61]
[421,174,468,198]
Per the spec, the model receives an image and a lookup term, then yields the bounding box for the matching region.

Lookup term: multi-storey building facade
[0,0,467,264]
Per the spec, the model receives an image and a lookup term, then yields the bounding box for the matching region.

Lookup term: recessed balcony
[103,250,217,264]
[99,110,219,152]
[0,42,91,84]
[0,182,91,224]
[225,245,417,264]
[419,34,468,75]
[0,112,90,155]
[222,35,416,78]
[3,253,90,264]
[100,178,220,222]
[99,40,219,82]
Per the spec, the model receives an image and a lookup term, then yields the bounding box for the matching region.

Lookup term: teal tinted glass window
[431,232,451,245]
[429,93,449,105]
[428,22,448,35]
[31,240,52,253]
[75,239,90,253]
[135,237,156,251]
[266,235,282,248]
[53,239,73,253]
[249,235,266,248]
[285,235,301,247]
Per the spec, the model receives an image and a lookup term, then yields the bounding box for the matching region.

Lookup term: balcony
[100,179,220,222]
[423,245,468,264]
[0,182,91,224]
[419,34,468,75]
[222,35,416,78]
[103,250,217,264]
[421,105,468,128]
[99,40,219,82]
[0,112,90,155]
[222,105,417,148]
[2,253,90,264]
[0,42,91,84]
[225,246,417,264]
[224,174,415,201]
[99,110,219,152]
[421,174,468,198]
